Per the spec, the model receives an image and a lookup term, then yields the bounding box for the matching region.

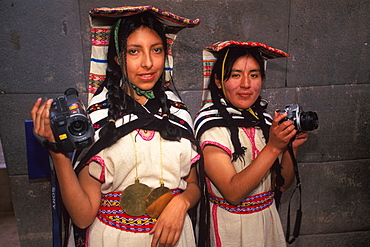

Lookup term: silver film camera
[50,88,94,152]
[282,104,318,131]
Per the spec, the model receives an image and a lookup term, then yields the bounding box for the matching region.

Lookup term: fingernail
[275,109,281,113]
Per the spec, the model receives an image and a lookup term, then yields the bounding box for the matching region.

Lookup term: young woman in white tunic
[31,6,201,247]
[194,41,309,247]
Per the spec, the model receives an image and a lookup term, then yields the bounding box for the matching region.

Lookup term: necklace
[145,136,173,218]
[120,133,151,216]
[120,131,173,218]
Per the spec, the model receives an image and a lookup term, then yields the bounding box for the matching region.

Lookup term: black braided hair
[208,81,245,162]
[253,98,285,207]
[153,78,182,141]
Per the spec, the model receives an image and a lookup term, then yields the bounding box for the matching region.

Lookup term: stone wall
[0,0,368,246]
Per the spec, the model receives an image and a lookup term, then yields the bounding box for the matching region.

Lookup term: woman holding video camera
[194,41,308,247]
[31,6,201,247]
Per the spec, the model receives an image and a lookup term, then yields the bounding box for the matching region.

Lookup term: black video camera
[281,104,318,131]
[49,88,94,152]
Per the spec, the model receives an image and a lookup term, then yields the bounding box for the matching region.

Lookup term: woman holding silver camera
[31,6,201,247]
[195,41,308,247]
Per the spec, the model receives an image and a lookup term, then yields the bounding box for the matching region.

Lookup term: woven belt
[209,190,274,214]
[97,189,182,233]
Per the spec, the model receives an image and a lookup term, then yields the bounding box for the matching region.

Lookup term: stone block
[8,175,52,247]
[0,0,86,94]
[288,231,370,247]
[279,160,370,236]
[287,0,369,87]
[179,90,203,119]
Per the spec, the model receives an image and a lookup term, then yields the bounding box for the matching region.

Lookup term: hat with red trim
[201,40,289,106]
[88,5,201,101]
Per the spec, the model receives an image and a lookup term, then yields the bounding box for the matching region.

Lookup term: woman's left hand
[150,196,188,247]
[292,131,309,149]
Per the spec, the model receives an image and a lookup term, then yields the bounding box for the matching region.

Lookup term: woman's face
[216,55,263,109]
[123,26,165,100]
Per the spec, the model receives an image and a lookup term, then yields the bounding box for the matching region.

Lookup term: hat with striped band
[89,5,201,101]
[201,40,290,106]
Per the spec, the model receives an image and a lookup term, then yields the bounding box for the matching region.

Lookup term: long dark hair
[101,11,181,141]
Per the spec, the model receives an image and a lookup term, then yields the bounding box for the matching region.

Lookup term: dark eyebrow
[126,42,163,48]
[231,69,261,73]
[151,42,163,47]
[231,69,243,73]
[250,69,261,73]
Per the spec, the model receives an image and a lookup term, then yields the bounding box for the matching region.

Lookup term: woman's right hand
[30,98,55,143]
[267,110,297,153]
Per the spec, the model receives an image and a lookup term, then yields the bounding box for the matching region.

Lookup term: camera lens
[69,119,88,136]
[299,111,318,131]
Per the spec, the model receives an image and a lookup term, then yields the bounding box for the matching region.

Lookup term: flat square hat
[89,5,201,100]
[201,41,289,106]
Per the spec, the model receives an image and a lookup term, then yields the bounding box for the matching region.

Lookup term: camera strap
[49,157,62,247]
[33,132,64,153]
[285,142,302,244]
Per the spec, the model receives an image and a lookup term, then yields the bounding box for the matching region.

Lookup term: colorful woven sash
[97,190,182,233]
[209,190,274,214]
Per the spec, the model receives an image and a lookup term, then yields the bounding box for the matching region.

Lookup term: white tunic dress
[199,126,286,247]
[84,129,199,247]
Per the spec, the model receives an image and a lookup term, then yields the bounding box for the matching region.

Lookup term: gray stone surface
[0,0,369,246]
[180,90,203,119]
[0,0,86,94]
[287,231,370,247]
[287,0,369,87]
[9,175,52,247]
[279,160,370,235]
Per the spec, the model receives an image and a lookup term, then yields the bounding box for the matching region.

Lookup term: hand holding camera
[269,104,318,152]
[280,104,318,132]
[31,88,94,153]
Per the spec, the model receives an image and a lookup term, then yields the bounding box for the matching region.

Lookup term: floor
[0,139,21,246]
[0,213,21,246]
